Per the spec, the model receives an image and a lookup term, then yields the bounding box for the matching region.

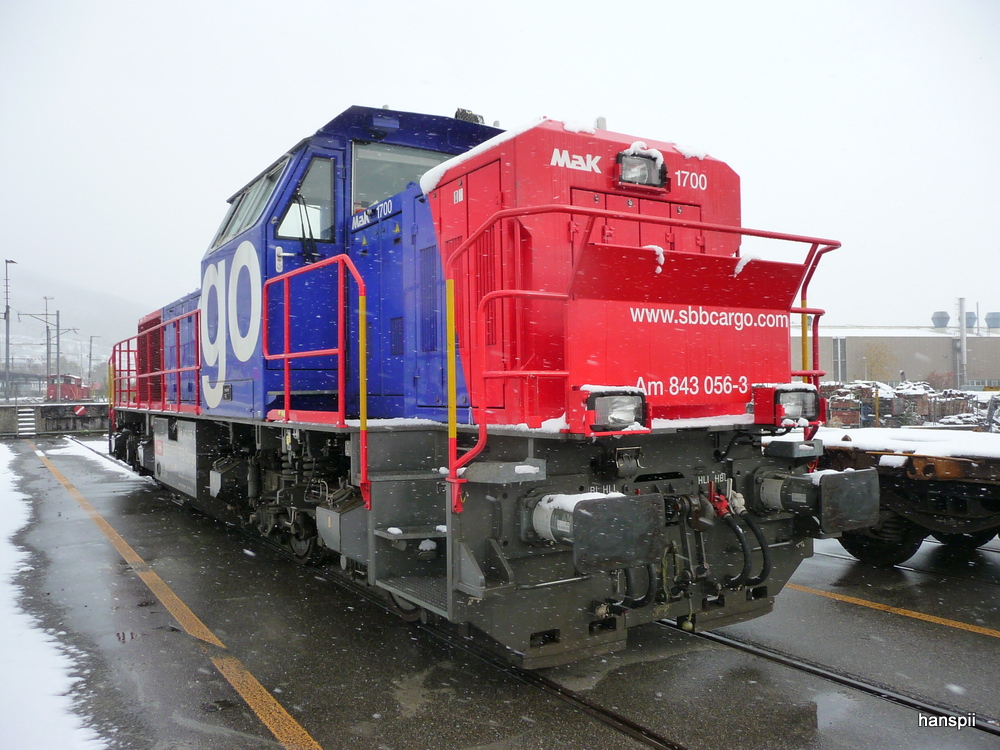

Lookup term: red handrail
[261,254,370,507]
[447,289,571,510]
[790,305,827,387]
[109,309,201,414]
[442,204,840,512]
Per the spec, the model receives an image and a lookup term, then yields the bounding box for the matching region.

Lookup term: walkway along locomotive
[109,106,879,667]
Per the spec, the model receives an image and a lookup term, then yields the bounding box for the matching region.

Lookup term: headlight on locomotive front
[752,384,821,426]
[591,393,646,431]
[777,388,820,421]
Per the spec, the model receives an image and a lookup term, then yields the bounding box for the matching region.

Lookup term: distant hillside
[4,270,192,378]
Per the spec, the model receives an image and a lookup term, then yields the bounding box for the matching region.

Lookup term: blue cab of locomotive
[159,107,500,421]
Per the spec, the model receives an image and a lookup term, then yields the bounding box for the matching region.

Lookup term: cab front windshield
[352,143,450,211]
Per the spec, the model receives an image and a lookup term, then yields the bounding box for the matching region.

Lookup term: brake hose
[623,563,661,609]
[724,489,772,588]
[739,510,772,587]
[720,514,753,589]
[708,483,753,590]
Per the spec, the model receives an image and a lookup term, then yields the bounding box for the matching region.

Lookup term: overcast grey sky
[1,0,998,347]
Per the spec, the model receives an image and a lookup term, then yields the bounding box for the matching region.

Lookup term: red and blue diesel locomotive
[109,106,879,667]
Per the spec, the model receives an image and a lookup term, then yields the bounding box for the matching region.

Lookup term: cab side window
[211,159,287,251]
[352,142,450,209]
[276,157,336,242]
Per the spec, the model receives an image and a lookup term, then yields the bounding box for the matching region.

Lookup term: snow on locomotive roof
[816,426,1000,460]
[674,144,710,160]
[623,142,665,170]
[419,116,545,194]
[561,120,597,134]
[419,116,715,195]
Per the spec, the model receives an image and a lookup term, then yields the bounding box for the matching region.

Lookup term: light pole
[4,259,14,401]
[43,296,53,395]
[52,312,78,403]
[88,335,100,392]
[20,300,73,401]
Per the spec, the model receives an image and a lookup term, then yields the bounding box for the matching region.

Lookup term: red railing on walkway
[442,204,840,511]
[262,254,370,507]
[109,309,201,414]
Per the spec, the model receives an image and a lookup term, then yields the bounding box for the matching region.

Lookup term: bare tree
[863,342,893,382]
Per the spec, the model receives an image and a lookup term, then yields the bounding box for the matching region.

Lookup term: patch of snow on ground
[0,442,108,748]
[47,438,148,479]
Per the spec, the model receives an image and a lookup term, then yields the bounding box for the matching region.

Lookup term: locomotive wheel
[385,591,423,622]
[255,511,279,538]
[930,529,998,550]
[287,516,323,565]
[111,431,129,461]
[838,511,926,567]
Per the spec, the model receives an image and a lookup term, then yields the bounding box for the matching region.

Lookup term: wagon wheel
[838,510,926,567]
[930,529,998,550]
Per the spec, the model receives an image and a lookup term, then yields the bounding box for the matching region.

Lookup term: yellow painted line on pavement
[787,582,1000,639]
[28,441,324,750]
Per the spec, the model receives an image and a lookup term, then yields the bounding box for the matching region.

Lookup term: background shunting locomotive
[109,105,879,667]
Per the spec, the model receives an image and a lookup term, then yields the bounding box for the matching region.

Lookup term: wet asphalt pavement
[11,436,1000,749]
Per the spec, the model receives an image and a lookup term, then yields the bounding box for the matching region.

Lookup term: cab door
[264,152,344,374]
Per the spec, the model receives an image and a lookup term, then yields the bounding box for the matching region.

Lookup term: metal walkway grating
[378,576,448,617]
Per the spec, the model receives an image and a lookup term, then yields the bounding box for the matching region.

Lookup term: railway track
[814,546,1000,589]
[311,552,1000,748]
[73,439,692,748]
[288,561,687,749]
[69,437,1000,746]
[675,624,1000,739]
[923,538,1000,557]
[415,621,690,750]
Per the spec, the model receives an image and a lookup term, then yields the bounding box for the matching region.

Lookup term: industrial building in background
[794,303,1000,391]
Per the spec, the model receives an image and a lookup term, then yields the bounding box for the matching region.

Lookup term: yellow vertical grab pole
[800,293,809,383]
[358,292,371,509]
[446,279,461,512]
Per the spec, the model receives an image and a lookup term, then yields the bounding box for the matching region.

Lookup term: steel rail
[679,625,1000,738]
[206,518,693,750]
[415,623,690,750]
[814,547,1000,588]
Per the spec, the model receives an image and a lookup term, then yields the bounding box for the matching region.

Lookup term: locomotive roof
[224,106,502,204]
[312,105,502,152]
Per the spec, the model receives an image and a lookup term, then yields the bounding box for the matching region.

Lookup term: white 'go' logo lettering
[200,241,262,408]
